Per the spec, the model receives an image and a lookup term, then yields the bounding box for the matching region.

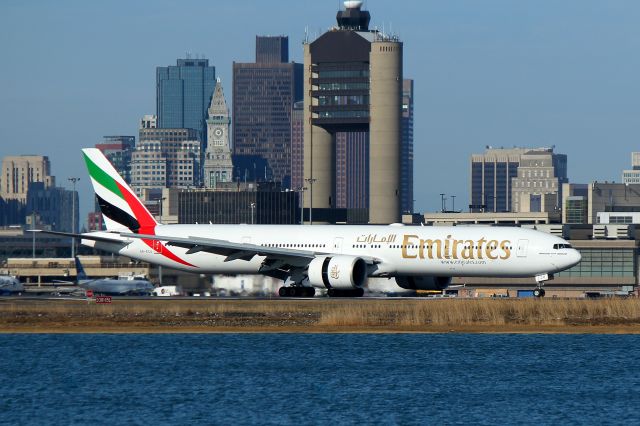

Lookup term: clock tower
[203,78,233,188]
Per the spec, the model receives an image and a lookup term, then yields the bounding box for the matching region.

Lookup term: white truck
[152,286,182,297]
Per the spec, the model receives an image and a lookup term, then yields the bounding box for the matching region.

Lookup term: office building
[470,148,526,212]
[469,147,566,213]
[26,182,77,233]
[622,152,640,184]
[400,79,414,214]
[256,35,288,64]
[156,58,216,140]
[561,183,588,224]
[511,148,567,213]
[291,101,304,193]
[335,132,368,209]
[140,114,157,129]
[1,155,55,204]
[304,1,403,223]
[130,128,201,196]
[177,184,299,225]
[233,36,303,188]
[203,79,233,188]
[95,136,135,184]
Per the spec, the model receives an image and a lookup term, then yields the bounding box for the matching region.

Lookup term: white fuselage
[84,224,581,281]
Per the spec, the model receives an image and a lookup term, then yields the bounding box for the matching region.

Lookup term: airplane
[34,148,581,298]
[53,256,154,296]
[0,275,24,295]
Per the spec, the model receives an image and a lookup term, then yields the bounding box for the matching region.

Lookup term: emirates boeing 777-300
[35,149,581,298]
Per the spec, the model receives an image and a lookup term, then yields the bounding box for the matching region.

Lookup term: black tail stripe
[96,194,140,233]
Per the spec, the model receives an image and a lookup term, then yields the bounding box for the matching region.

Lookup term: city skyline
[2,0,639,224]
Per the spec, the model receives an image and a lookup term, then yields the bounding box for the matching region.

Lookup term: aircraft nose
[568,249,582,267]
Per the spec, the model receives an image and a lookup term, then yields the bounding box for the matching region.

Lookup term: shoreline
[3,298,640,334]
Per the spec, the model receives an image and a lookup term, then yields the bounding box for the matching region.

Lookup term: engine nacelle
[395,276,452,291]
[307,255,367,290]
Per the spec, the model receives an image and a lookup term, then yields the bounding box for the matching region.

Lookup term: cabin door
[152,239,163,254]
[516,239,529,257]
[333,237,343,253]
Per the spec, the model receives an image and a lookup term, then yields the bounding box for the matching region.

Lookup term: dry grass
[316,298,640,327]
[2,298,640,331]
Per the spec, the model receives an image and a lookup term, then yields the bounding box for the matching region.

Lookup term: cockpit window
[553,243,573,250]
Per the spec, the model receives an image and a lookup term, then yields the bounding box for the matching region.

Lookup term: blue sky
[1,0,639,223]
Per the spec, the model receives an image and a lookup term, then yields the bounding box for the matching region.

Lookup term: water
[1,334,639,425]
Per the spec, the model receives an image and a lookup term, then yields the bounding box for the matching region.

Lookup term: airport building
[233,36,303,189]
[156,57,216,141]
[561,182,640,225]
[303,1,403,224]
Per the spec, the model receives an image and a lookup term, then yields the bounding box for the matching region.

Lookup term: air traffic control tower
[303,0,403,224]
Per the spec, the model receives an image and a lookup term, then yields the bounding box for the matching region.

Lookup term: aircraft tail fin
[81,148,158,233]
[74,256,88,282]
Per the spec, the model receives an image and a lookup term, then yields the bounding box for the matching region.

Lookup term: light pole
[439,193,445,213]
[31,210,36,259]
[297,186,307,225]
[156,196,167,284]
[305,178,317,225]
[250,202,256,225]
[68,177,80,258]
[451,195,456,212]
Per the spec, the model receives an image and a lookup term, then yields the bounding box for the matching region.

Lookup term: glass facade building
[96,136,135,184]
[233,37,303,188]
[178,189,299,224]
[557,247,635,278]
[470,148,523,212]
[156,58,216,141]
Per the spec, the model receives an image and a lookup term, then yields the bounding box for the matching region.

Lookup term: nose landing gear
[533,273,553,298]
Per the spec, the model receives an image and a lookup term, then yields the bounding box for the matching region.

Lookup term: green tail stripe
[82,152,124,200]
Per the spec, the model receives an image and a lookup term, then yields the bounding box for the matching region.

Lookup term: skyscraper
[203,79,233,188]
[400,79,414,214]
[256,35,288,64]
[470,147,567,213]
[0,155,55,203]
[511,148,568,213]
[303,1,403,223]
[470,147,527,213]
[95,136,135,183]
[130,128,201,197]
[156,58,216,140]
[233,36,303,188]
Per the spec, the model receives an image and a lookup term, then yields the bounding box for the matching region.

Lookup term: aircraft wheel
[533,288,544,298]
[539,288,546,297]
[278,287,287,297]
[304,287,315,297]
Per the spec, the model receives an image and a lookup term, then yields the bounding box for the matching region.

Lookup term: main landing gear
[533,273,553,298]
[278,287,316,298]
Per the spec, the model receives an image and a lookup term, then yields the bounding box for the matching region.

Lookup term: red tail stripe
[114,182,195,268]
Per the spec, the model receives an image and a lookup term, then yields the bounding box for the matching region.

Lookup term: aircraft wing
[119,232,381,268]
[29,230,130,245]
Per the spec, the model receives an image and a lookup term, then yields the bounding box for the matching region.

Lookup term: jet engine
[395,276,452,291]
[307,255,367,290]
